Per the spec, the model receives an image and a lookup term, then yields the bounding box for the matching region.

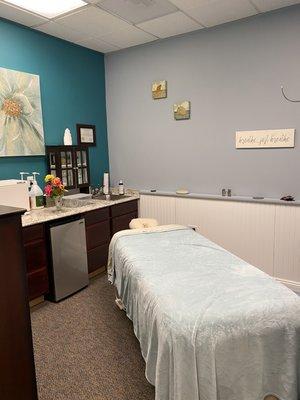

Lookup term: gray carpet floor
[30,275,155,400]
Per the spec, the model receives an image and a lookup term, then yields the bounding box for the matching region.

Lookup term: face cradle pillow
[129,218,159,229]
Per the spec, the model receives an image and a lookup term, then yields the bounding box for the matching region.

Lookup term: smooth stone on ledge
[139,190,300,206]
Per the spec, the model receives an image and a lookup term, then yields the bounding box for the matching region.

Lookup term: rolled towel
[129,218,159,229]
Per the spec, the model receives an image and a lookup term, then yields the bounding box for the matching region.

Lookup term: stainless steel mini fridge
[49,217,89,302]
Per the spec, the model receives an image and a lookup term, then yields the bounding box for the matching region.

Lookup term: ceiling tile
[169,0,207,8]
[251,0,300,12]
[137,11,202,38]
[170,0,257,27]
[98,0,178,24]
[100,24,157,48]
[75,37,120,52]
[56,5,132,38]
[0,1,47,27]
[35,21,84,43]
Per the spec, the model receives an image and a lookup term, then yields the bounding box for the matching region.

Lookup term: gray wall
[105,5,300,198]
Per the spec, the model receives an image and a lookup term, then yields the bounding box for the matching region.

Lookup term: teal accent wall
[0,17,109,187]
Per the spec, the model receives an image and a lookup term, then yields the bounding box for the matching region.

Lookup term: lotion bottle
[30,172,44,209]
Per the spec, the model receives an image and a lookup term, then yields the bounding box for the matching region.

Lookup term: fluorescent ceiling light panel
[4,0,87,18]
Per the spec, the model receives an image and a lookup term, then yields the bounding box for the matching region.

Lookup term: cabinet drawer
[27,268,49,300]
[23,224,44,244]
[24,240,47,273]
[110,200,138,218]
[111,211,138,235]
[86,220,110,250]
[87,243,109,274]
[85,208,109,226]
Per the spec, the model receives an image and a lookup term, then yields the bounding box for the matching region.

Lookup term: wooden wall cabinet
[46,145,90,192]
[23,223,49,300]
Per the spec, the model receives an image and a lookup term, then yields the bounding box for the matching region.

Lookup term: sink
[62,198,94,208]
[92,194,130,201]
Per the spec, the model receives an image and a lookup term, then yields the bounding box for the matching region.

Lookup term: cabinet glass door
[60,150,75,188]
[81,150,88,184]
[76,149,89,186]
[49,152,57,177]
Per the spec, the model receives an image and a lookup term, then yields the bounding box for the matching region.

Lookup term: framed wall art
[173,101,190,120]
[152,80,167,99]
[77,124,96,146]
[0,67,45,157]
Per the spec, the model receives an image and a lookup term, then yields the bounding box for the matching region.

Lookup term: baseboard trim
[276,277,300,293]
[89,266,106,279]
[29,296,44,308]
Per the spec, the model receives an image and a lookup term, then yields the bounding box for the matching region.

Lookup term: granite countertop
[22,193,139,227]
[140,190,300,206]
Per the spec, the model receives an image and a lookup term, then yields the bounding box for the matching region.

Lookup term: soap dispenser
[19,172,29,181]
[30,172,44,209]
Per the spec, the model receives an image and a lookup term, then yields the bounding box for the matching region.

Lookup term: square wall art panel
[152,80,167,99]
[173,101,190,120]
[0,67,45,157]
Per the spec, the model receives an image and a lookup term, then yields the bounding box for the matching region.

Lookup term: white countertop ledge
[140,190,300,206]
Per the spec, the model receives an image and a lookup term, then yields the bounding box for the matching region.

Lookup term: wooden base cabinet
[21,200,139,298]
[85,208,110,274]
[110,200,138,235]
[0,206,38,400]
[84,200,139,274]
[23,223,49,300]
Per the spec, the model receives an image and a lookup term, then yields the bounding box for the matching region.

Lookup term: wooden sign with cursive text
[236,129,295,149]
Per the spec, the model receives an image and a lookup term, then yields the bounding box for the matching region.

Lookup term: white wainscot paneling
[139,195,176,225]
[274,205,300,292]
[175,198,275,276]
[139,194,300,291]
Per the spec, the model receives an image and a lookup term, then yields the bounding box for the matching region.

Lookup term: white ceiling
[0,0,299,53]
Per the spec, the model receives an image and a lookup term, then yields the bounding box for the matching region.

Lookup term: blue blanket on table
[108,225,300,400]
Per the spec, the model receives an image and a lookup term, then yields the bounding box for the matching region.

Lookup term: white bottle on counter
[118,180,124,195]
[30,172,44,209]
[103,172,109,195]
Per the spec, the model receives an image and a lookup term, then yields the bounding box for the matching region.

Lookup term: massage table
[107,225,300,400]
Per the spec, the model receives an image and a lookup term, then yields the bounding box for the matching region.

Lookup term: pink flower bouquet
[44,175,67,198]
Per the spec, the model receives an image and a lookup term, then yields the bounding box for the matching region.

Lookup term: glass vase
[54,196,63,211]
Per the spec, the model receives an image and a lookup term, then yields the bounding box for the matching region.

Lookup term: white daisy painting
[0,67,45,156]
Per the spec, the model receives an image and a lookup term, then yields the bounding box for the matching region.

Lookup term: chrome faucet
[91,186,104,198]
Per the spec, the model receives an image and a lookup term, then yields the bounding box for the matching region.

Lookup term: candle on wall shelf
[63,128,72,146]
